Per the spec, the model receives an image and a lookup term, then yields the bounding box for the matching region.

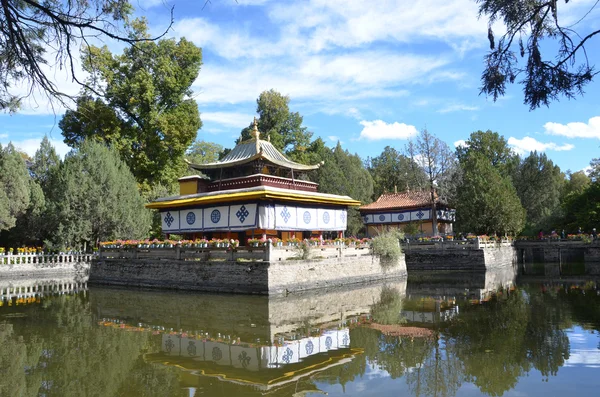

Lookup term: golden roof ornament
[252,117,260,152]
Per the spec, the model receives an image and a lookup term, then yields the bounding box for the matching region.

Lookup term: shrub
[294,240,312,260]
[371,229,403,263]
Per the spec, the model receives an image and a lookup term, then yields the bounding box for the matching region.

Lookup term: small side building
[146,119,361,244]
[360,190,455,237]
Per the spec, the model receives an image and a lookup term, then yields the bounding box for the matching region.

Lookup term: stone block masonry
[89,254,407,295]
[405,246,516,272]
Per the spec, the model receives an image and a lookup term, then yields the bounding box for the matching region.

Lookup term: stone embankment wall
[514,242,600,263]
[405,246,516,272]
[89,254,407,295]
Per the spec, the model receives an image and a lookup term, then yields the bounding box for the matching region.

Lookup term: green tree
[0,179,46,247]
[477,0,598,109]
[513,151,564,230]
[456,130,516,176]
[367,146,426,200]
[564,170,590,198]
[561,181,600,233]
[31,136,61,194]
[60,24,202,190]
[313,143,374,235]
[186,140,224,165]
[0,143,31,231]
[238,89,313,161]
[46,140,151,249]
[455,153,526,235]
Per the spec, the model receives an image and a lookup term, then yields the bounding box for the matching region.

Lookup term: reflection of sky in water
[313,326,600,396]
[564,327,600,368]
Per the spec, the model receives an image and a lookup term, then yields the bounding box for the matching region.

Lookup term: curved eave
[186,153,320,172]
[146,190,361,209]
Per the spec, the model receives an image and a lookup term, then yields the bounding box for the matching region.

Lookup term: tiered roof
[187,118,321,172]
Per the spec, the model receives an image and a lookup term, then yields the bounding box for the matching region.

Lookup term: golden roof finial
[252,117,260,140]
[253,117,260,152]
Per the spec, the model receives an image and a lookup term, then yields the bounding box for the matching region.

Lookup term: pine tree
[47,140,151,249]
[0,143,31,231]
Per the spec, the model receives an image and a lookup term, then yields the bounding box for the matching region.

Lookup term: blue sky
[2,0,600,173]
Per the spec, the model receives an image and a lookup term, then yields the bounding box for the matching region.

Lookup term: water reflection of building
[159,328,350,371]
[92,281,406,394]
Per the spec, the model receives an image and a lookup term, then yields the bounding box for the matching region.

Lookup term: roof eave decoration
[145,187,361,209]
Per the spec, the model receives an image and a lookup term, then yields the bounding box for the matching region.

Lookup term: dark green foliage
[0,143,30,231]
[60,26,203,190]
[456,130,516,176]
[478,0,598,109]
[456,153,526,235]
[367,146,427,199]
[0,179,46,247]
[46,140,151,249]
[512,151,564,230]
[311,142,374,235]
[561,181,600,233]
[237,89,313,161]
[30,136,61,195]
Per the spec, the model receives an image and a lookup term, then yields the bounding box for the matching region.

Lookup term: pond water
[1,264,599,397]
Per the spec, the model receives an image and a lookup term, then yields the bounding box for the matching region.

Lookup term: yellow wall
[179,180,198,195]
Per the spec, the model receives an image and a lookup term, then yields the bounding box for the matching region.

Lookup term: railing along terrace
[402,238,513,251]
[98,242,373,262]
[0,253,94,265]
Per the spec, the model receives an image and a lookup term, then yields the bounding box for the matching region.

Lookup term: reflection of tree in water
[370,286,406,325]
[0,293,182,397]
[441,288,571,396]
[557,283,600,334]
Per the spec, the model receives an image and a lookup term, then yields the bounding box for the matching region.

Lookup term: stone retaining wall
[89,254,407,295]
[405,246,516,272]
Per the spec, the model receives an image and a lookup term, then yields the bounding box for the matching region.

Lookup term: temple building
[360,190,455,236]
[146,119,361,243]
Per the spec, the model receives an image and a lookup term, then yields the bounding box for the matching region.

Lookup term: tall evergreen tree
[455,153,525,235]
[513,151,564,230]
[30,136,61,195]
[46,140,151,249]
[367,146,426,200]
[456,130,516,177]
[0,143,31,231]
[313,143,374,235]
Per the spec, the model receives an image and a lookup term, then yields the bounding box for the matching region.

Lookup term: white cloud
[507,136,575,155]
[201,112,254,128]
[438,104,479,113]
[328,135,341,142]
[0,133,8,139]
[191,51,439,105]
[1,137,71,159]
[269,0,488,52]
[454,139,468,148]
[359,120,418,141]
[347,107,362,120]
[544,116,600,139]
